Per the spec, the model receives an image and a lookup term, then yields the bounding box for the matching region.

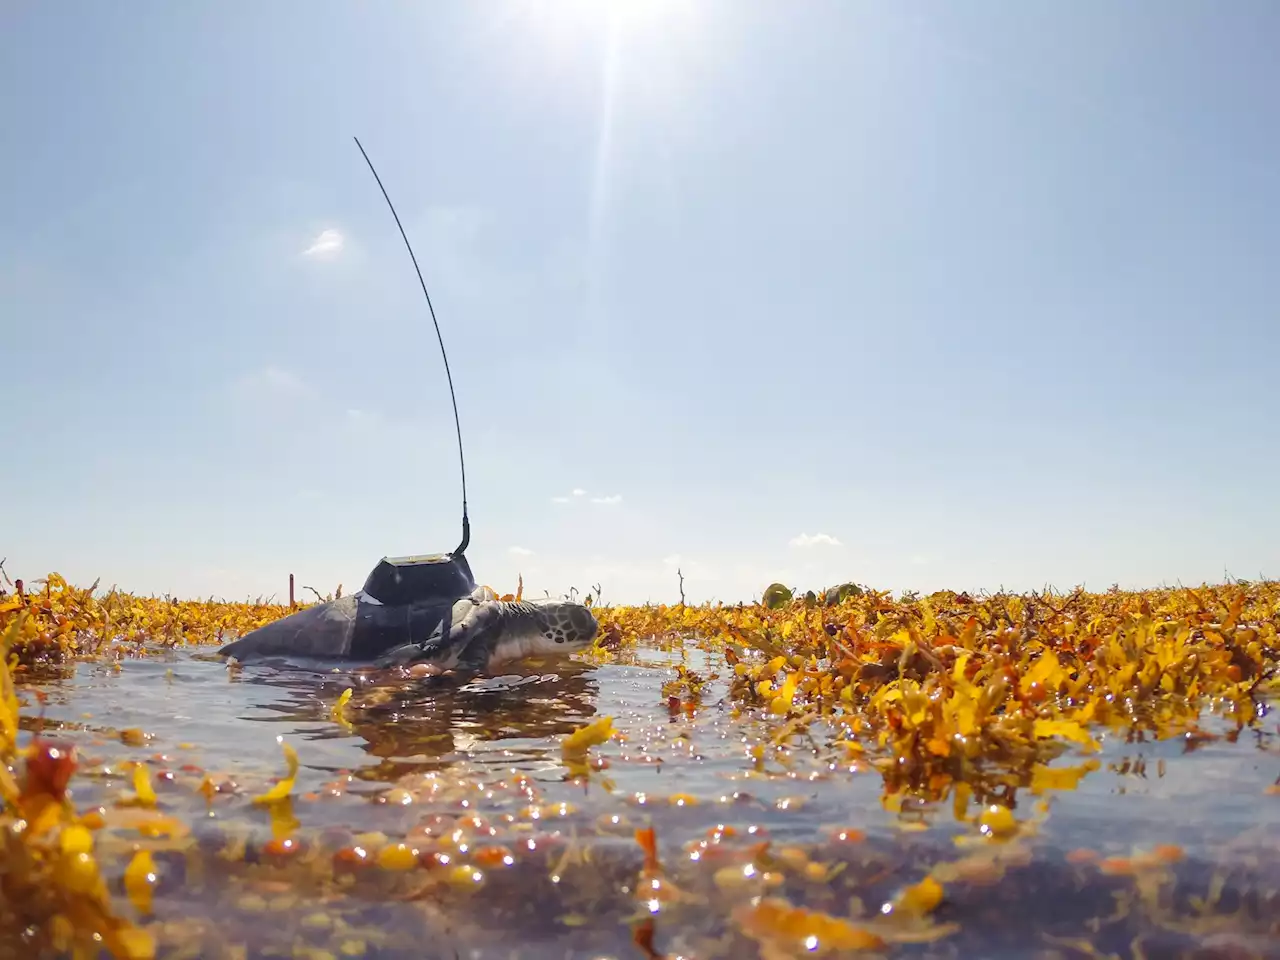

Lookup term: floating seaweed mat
[1,571,1278,957]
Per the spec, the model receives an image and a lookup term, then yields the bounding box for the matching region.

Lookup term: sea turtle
[216,552,599,675]
[375,587,601,676]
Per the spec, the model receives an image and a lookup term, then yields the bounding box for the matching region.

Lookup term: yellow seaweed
[253,738,300,805]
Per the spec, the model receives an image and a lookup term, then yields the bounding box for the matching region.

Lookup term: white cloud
[508,546,534,557]
[789,532,842,548]
[551,488,619,505]
[302,228,344,258]
[911,555,929,565]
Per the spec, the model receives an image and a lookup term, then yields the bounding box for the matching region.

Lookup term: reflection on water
[231,659,604,782]
[12,644,1280,959]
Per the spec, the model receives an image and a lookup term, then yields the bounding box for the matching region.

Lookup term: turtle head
[487,598,599,664]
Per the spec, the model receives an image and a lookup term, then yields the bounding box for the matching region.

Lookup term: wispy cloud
[302,228,344,258]
[259,365,309,396]
[229,364,315,403]
[572,488,586,497]
[662,553,718,580]
[343,408,382,427]
[789,532,842,548]
[508,546,534,557]
[551,496,571,504]
[591,494,622,505]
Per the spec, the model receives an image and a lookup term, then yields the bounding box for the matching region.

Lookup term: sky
[2,1,1278,605]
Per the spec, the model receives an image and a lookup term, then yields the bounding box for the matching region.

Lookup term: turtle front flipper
[377,598,502,675]
[450,630,496,676]
[436,600,508,676]
[372,598,456,669]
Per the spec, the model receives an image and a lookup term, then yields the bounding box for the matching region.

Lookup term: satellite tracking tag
[361,553,477,606]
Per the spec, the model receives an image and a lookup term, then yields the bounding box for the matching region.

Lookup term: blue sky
[2,1,1277,604]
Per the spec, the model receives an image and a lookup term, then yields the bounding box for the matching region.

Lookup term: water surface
[16,642,1280,959]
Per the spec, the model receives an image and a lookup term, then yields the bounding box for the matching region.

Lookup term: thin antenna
[353,136,469,556]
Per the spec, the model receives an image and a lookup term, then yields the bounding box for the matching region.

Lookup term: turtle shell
[216,554,480,663]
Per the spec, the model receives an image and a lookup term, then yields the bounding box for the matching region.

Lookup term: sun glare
[508,0,703,43]
[595,0,686,28]
[563,0,692,27]
[471,0,717,340]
